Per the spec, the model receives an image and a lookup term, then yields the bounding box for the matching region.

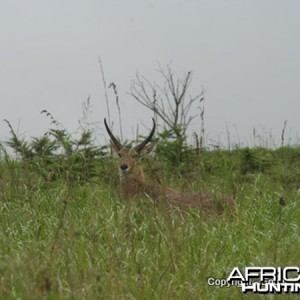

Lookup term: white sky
[0,0,299,148]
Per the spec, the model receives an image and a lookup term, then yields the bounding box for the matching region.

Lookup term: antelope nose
[120,164,128,171]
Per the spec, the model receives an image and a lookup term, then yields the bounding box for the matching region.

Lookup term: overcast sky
[0,0,299,148]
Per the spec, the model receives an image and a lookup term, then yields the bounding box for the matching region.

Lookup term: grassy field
[0,144,300,299]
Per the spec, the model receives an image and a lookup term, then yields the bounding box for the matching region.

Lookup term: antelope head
[104,118,156,182]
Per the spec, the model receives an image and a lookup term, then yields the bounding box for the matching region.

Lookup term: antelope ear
[138,143,155,158]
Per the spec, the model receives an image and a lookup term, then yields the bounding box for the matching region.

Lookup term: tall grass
[1,96,300,298]
[0,126,300,299]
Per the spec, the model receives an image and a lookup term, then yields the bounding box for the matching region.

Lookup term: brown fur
[113,146,238,217]
[105,118,238,217]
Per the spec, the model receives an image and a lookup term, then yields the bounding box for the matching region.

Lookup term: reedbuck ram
[104,118,238,216]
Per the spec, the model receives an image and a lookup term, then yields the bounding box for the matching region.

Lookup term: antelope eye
[117,153,122,158]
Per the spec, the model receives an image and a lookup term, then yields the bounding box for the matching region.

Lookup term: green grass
[0,147,300,299]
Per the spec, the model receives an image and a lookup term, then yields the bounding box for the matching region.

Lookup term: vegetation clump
[0,109,299,299]
[0,67,298,298]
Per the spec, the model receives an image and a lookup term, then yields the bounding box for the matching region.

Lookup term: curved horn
[104,118,123,150]
[134,118,156,152]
